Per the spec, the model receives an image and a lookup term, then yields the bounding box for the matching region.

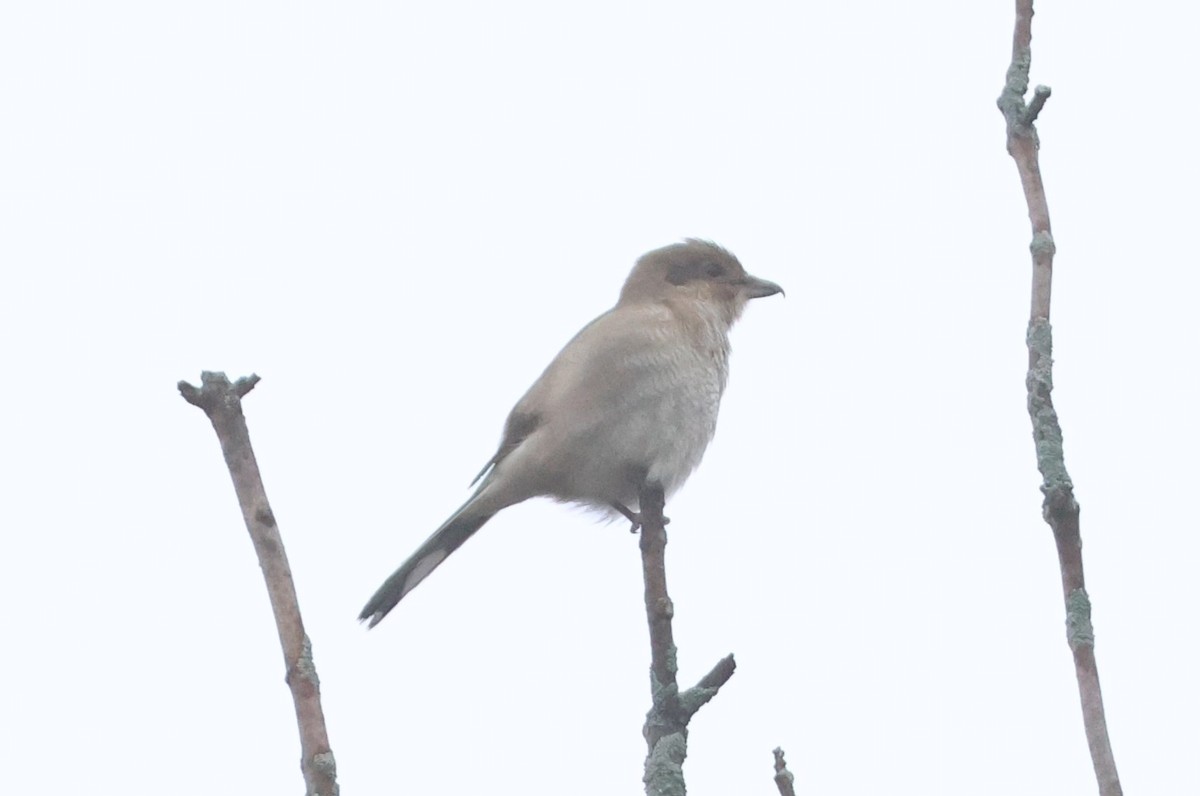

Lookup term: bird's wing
[469,302,679,484]
[470,408,541,486]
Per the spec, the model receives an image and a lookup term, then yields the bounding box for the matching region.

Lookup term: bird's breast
[548,304,732,506]
[486,299,737,513]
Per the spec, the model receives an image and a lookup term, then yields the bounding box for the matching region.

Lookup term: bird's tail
[359,502,495,628]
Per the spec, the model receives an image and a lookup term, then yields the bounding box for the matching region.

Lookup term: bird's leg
[610,501,670,534]
[611,501,642,533]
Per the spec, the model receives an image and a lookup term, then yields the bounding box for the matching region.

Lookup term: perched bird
[360,239,782,627]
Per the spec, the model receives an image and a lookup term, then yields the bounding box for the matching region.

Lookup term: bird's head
[618,239,783,325]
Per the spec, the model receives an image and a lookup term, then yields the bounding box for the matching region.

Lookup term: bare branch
[638,484,735,796]
[996,5,1122,795]
[178,371,339,796]
[772,747,797,796]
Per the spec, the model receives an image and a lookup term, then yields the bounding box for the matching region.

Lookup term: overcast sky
[2,2,1197,794]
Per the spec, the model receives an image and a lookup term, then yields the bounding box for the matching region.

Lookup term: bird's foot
[610,502,670,534]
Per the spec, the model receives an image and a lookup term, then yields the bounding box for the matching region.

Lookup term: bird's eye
[666,258,728,286]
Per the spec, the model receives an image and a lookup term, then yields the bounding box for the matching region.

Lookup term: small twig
[996,4,1122,796]
[772,747,797,796]
[638,484,735,796]
[179,371,339,796]
[1023,84,1052,125]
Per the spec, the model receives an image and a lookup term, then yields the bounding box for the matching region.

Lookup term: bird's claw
[610,502,670,534]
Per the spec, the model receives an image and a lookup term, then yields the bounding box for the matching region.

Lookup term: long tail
[359,501,496,628]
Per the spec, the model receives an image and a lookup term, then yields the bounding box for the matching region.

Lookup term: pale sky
[2,2,1196,794]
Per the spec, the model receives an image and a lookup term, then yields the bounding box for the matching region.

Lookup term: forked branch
[638,484,736,796]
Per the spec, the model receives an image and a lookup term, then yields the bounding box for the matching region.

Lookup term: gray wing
[470,408,541,486]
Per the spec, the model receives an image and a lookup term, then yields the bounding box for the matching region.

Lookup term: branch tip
[679,654,737,720]
[178,372,261,413]
[234,373,262,397]
[1022,84,1052,124]
[177,380,203,406]
[773,747,797,796]
[696,653,736,689]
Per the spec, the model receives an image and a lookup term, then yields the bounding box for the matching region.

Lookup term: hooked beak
[741,275,785,299]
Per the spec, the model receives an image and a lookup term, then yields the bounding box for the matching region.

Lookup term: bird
[359,239,782,627]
